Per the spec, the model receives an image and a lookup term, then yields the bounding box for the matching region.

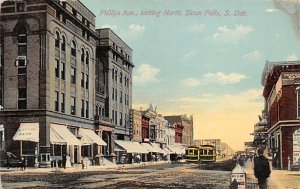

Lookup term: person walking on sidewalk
[254,148,271,189]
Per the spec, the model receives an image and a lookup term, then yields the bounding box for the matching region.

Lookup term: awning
[114,140,148,154]
[150,143,165,154]
[114,146,125,152]
[13,123,39,142]
[78,128,107,146]
[132,142,148,154]
[141,143,156,153]
[50,124,81,145]
[167,145,184,154]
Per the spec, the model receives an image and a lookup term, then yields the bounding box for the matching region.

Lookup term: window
[81,99,84,117]
[18,88,27,109]
[16,2,26,12]
[55,59,59,78]
[85,101,89,118]
[17,58,26,75]
[86,51,89,65]
[120,91,122,103]
[115,89,117,101]
[124,76,127,86]
[81,72,84,88]
[71,67,76,84]
[71,96,76,115]
[120,72,122,83]
[112,110,114,123]
[85,74,89,89]
[112,68,114,80]
[297,88,300,118]
[120,112,123,126]
[55,91,59,111]
[81,48,85,63]
[112,88,114,100]
[60,62,65,80]
[71,41,76,57]
[115,112,117,125]
[125,95,127,106]
[61,93,65,113]
[0,125,4,150]
[61,36,66,52]
[18,27,27,56]
[115,70,117,82]
[127,95,129,105]
[55,32,60,49]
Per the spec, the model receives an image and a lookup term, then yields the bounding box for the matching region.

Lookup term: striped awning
[50,124,81,145]
[13,123,39,143]
[78,128,107,146]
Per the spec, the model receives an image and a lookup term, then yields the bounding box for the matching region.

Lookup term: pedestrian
[254,148,271,189]
[136,154,141,164]
[21,157,27,171]
[62,153,66,169]
[6,151,12,169]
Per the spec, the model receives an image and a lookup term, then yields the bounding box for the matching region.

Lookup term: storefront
[13,123,39,167]
[114,140,148,163]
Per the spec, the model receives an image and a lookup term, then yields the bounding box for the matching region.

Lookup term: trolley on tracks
[185,145,216,163]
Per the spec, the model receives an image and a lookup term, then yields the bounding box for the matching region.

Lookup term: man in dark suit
[254,148,271,189]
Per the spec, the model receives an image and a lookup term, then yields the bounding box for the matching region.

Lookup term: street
[1,163,233,189]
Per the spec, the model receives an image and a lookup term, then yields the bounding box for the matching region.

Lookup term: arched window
[81,48,85,62]
[55,31,60,49]
[71,41,76,57]
[85,51,89,65]
[61,35,66,52]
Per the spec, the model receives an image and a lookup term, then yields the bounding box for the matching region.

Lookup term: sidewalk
[244,160,300,189]
[0,160,172,175]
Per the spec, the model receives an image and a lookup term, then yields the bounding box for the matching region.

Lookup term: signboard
[231,173,246,189]
[282,72,300,85]
[231,164,246,189]
[293,129,300,165]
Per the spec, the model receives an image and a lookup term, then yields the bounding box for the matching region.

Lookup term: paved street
[1,163,232,189]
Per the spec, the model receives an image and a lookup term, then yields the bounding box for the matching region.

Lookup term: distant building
[261,61,300,169]
[130,109,142,142]
[164,115,193,146]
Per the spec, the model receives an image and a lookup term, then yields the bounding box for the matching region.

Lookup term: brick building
[262,61,300,169]
[96,28,134,141]
[164,115,193,146]
[0,0,114,167]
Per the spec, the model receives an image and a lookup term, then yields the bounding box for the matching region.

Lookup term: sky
[81,0,300,150]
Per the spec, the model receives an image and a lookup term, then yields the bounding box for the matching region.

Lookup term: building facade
[96,28,134,141]
[164,115,193,146]
[130,109,142,142]
[0,0,113,166]
[261,61,300,169]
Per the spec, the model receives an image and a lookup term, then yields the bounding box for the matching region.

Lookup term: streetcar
[185,145,216,163]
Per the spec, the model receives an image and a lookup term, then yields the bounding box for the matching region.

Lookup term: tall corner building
[96,28,134,141]
[0,0,111,166]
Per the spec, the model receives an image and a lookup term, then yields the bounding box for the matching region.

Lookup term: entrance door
[74,146,78,163]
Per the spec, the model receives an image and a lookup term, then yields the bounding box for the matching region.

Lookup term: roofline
[77,0,96,17]
[261,60,300,86]
[97,28,133,51]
